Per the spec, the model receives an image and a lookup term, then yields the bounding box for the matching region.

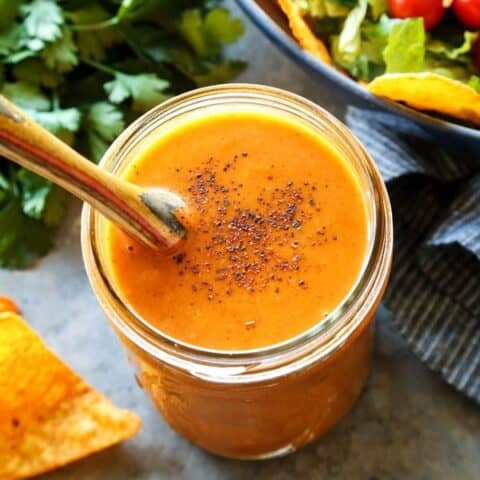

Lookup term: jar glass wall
[81,84,393,459]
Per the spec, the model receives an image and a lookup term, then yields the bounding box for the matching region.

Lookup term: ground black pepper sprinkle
[173,253,185,264]
[175,155,333,298]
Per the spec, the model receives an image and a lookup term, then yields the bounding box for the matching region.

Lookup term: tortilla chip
[278,0,332,64]
[0,296,19,314]
[0,312,141,479]
[368,73,480,127]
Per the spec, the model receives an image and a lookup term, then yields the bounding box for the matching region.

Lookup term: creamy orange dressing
[106,111,368,350]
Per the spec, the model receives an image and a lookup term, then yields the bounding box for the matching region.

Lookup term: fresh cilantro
[0,163,64,268]
[2,81,50,110]
[204,8,245,45]
[179,8,244,58]
[16,169,52,219]
[193,61,247,86]
[28,106,81,144]
[12,58,63,87]
[83,102,125,162]
[0,195,55,268]
[0,24,23,55]
[115,0,186,23]
[41,27,78,72]
[23,0,63,42]
[116,0,158,22]
[0,0,21,31]
[104,71,170,112]
[0,0,245,269]
[67,5,119,62]
[42,184,67,225]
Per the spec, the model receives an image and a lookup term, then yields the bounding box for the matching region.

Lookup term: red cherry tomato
[388,0,447,30]
[453,0,480,29]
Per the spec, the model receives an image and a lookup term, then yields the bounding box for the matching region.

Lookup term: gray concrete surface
[0,2,478,478]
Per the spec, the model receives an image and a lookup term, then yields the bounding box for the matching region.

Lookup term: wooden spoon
[0,95,186,250]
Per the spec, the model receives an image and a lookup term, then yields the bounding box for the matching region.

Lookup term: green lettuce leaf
[327,0,357,7]
[424,56,473,82]
[331,13,393,80]
[383,18,425,73]
[337,0,368,60]
[427,31,479,62]
[367,0,387,20]
[468,76,480,93]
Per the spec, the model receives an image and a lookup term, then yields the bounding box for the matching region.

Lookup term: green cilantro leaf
[5,50,36,64]
[28,106,81,145]
[204,8,245,45]
[28,107,81,134]
[41,27,78,72]
[12,58,63,87]
[117,25,173,63]
[0,194,55,268]
[0,170,10,204]
[0,24,25,56]
[83,102,125,162]
[23,0,63,42]
[0,162,62,268]
[67,5,119,62]
[116,0,183,23]
[42,184,67,226]
[16,168,52,219]
[0,0,21,31]
[178,8,244,59]
[116,0,155,22]
[193,61,246,86]
[2,81,50,110]
[0,0,244,269]
[104,72,170,112]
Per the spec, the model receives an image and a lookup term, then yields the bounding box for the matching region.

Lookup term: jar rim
[81,84,393,382]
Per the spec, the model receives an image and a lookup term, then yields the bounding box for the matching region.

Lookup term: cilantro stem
[82,59,117,76]
[70,17,119,31]
[118,31,150,63]
[52,92,60,110]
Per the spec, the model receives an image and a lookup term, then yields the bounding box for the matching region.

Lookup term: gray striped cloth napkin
[346,108,480,404]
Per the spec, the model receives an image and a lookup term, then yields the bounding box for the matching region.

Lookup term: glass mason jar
[81,84,393,460]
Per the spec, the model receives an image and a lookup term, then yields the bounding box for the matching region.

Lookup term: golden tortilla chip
[278,0,332,64]
[0,296,19,314]
[368,73,480,127]
[0,312,141,479]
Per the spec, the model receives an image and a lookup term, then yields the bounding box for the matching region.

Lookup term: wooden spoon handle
[0,95,185,249]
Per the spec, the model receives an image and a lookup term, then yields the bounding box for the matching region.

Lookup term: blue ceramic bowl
[236,0,480,158]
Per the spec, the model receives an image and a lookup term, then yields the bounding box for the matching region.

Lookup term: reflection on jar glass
[81,84,393,459]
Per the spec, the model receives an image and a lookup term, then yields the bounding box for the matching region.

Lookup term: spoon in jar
[0,95,186,250]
